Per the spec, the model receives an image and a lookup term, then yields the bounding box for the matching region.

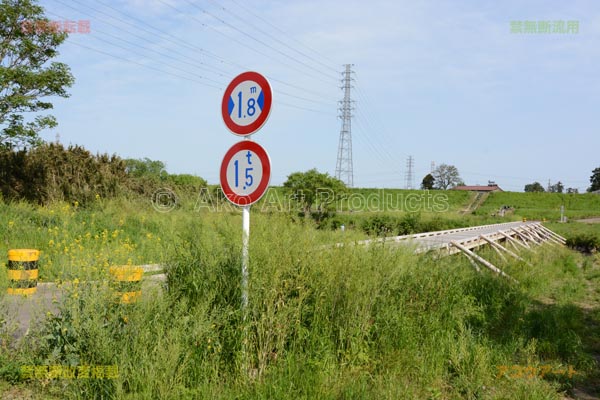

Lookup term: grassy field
[0,196,599,399]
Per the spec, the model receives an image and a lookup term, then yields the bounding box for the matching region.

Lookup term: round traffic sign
[220,141,271,205]
[221,71,272,136]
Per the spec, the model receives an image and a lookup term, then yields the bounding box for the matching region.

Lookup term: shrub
[566,234,599,253]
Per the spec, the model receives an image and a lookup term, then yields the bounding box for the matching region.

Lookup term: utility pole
[405,156,414,189]
[335,64,354,187]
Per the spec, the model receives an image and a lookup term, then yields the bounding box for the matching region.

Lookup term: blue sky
[37,0,599,191]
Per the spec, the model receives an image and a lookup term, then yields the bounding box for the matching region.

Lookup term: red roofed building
[452,184,503,192]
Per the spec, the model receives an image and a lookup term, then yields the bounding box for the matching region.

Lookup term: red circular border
[221,71,272,136]
[219,141,271,206]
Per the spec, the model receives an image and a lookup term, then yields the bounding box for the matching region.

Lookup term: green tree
[1,0,74,149]
[165,173,207,189]
[432,164,462,190]
[524,182,545,192]
[421,173,434,190]
[588,167,600,192]
[283,169,347,216]
[124,158,167,179]
[548,181,564,193]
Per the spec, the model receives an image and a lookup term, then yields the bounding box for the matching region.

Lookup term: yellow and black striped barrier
[7,249,40,295]
[109,266,143,304]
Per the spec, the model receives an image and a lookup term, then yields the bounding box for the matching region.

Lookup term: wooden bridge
[348,221,566,281]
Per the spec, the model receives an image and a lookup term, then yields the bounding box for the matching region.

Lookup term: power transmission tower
[405,156,415,189]
[431,161,435,173]
[335,64,354,187]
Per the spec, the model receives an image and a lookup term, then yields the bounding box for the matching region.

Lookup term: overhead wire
[66,41,222,89]
[51,0,338,102]
[47,0,337,109]
[203,0,340,75]
[184,0,339,82]
[54,0,236,74]
[225,0,341,72]
[153,0,339,86]
[46,10,226,88]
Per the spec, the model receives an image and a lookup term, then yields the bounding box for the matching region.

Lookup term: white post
[242,204,250,310]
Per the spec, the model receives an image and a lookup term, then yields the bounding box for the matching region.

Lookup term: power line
[48,0,339,106]
[184,0,339,81]
[66,41,222,89]
[204,0,340,75]
[225,0,341,71]
[46,10,226,88]
[279,101,336,116]
[53,0,236,74]
[153,0,338,86]
[353,80,402,160]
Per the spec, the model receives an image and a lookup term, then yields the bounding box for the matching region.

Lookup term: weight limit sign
[220,140,271,206]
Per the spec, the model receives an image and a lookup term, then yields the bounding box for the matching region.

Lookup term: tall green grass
[1,207,596,399]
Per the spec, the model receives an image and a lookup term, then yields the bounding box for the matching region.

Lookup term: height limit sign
[221,71,272,137]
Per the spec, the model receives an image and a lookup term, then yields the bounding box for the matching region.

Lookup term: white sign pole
[241,204,250,312]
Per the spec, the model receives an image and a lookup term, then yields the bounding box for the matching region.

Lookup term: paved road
[1,269,165,342]
[576,218,600,224]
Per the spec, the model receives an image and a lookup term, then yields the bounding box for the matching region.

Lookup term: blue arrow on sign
[257,90,264,111]
[228,96,235,115]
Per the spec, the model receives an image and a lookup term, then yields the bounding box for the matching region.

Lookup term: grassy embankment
[475,192,600,221]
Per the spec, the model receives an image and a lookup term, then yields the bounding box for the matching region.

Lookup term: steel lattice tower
[335,64,354,187]
[405,156,414,189]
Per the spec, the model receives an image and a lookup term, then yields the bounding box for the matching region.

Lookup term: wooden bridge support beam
[450,241,517,283]
[511,228,533,248]
[480,235,527,264]
[501,231,529,250]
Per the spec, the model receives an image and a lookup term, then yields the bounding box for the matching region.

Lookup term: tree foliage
[1,0,74,149]
[0,143,127,204]
[124,158,167,179]
[589,167,600,192]
[283,169,347,215]
[548,181,564,193]
[524,182,545,193]
[421,173,434,190]
[0,145,207,204]
[432,164,462,190]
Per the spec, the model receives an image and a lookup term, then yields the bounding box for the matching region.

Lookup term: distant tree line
[524,167,600,193]
[0,143,206,205]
